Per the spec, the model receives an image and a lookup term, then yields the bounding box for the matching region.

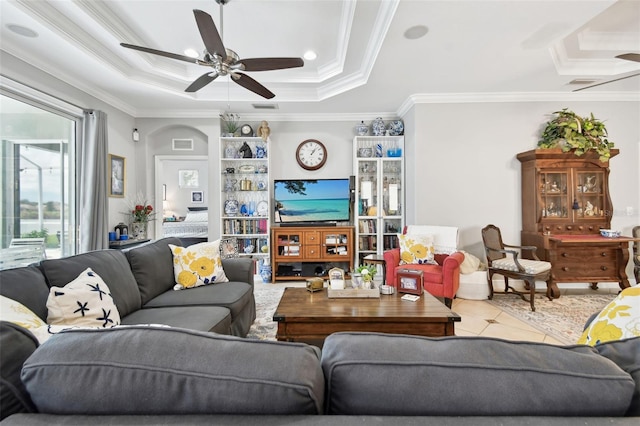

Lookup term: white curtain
[78,110,108,252]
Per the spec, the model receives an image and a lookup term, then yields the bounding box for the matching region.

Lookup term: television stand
[271,226,354,281]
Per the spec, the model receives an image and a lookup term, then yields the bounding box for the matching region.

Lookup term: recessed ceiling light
[303,50,317,61]
[184,48,200,58]
[6,24,38,38]
[404,25,428,40]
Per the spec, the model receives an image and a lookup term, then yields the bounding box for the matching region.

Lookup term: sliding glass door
[1,93,79,263]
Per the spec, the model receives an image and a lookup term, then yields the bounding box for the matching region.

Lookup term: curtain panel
[78,110,108,252]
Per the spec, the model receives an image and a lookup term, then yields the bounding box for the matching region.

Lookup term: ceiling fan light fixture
[304,50,317,61]
[404,25,428,40]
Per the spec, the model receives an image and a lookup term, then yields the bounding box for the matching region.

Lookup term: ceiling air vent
[172,138,194,151]
[252,103,278,110]
[568,79,598,85]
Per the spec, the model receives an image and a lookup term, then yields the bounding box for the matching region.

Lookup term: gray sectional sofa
[1,237,639,424]
[0,237,256,336]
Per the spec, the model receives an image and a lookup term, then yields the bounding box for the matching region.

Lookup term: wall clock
[296,139,327,170]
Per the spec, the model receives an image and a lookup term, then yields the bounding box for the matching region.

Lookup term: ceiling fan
[573,53,640,92]
[120,0,303,99]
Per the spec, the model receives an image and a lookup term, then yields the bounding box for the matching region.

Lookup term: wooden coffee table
[273,287,461,346]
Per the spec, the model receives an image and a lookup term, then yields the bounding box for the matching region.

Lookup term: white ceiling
[1,0,639,119]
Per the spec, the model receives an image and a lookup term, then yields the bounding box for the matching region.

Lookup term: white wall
[406,101,640,279]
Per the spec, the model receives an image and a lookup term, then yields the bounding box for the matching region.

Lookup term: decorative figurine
[239,141,253,158]
[258,120,271,141]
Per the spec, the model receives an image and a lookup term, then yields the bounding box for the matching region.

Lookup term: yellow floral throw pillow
[169,240,228,290]
[578,284,640,346]
[398,233,436,265]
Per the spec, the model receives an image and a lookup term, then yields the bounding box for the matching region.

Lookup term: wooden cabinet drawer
[304,245,321,259]
[304,231,320,245]
[552,248,617,279]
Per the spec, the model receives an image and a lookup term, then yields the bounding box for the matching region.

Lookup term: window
[1,81,82,266]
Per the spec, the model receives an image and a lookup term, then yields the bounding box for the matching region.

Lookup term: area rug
[246,284,284,341]
[487,293,616,344]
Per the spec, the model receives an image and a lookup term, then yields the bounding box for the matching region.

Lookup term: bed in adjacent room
[162,207,209,244]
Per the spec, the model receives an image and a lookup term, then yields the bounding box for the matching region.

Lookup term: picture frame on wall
[191,191,204,203]
[108,154,125,198]
[179,170,199,188]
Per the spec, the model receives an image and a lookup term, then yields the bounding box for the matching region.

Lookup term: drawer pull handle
[562,253,568,257]
[601,266,607,271]
[562,267,569,271]
[601,252,607,257]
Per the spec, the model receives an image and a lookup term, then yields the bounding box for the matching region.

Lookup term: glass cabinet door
[322,231,349,258]
[539,171,568,219]
[574,170,606,220]
[275,233,301,258]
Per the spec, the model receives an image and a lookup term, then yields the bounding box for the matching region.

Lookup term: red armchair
[383,226,463,308]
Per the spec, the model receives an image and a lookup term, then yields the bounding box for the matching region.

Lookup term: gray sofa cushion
[125,237,181,305]
[0,322,37,420]
[144,282,252,318]
[37,250,141,317]
[321,332,635,417]
[121,306,232,334]
[595,337,640,416]
[0,266,49,320]
[22,326,324,415]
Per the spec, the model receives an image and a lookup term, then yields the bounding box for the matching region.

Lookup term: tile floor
[452,283,621,345]
[260,278,622,346]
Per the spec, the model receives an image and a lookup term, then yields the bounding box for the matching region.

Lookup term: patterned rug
[487,293,616,344]
[246,284,284,341]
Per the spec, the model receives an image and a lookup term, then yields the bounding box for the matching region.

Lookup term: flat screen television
[274,178,351,224]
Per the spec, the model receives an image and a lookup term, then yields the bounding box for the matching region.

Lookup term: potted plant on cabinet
[537,108,614,162]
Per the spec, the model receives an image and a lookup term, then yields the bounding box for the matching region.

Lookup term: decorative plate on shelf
[238,164,255,173]
[224,199,239,216]
[257,200,268,216]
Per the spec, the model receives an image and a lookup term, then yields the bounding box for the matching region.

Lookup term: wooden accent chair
[633,225,640,283]
[383,225,463,308]
[481,224,552,312]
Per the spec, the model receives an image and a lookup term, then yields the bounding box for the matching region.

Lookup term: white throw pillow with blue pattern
[46,267,121,328]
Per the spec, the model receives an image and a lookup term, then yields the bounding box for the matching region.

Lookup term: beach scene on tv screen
[274,179,350,222]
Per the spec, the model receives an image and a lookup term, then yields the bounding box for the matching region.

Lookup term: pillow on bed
[184,211,208,222]
[169,240,229,290]
[187,207,208,212]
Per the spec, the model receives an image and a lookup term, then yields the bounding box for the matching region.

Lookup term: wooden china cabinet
[518,148,633,298]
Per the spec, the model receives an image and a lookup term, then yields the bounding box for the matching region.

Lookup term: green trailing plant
[538,108,614,162]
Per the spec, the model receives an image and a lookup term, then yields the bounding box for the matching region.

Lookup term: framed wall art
[179,170,199,188]
[108,154,125,198]
[397,268,423,295]
[191,191,204,203]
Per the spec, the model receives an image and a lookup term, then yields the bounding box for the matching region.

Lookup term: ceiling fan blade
[616,53,640,63]
[121,43,199,64]
[193,9,227,61]
[238,57,304,71]
[185,72,219,92]
[232,73,275,99]
[572,72,640,92]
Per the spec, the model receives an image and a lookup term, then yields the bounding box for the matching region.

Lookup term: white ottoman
[457,270,490,300]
